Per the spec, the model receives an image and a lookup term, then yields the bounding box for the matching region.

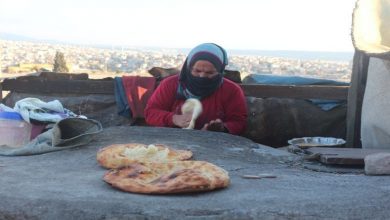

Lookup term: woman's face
[191,60,219,78]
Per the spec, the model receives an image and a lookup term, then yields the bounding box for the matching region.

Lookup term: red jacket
[144,74,248,135]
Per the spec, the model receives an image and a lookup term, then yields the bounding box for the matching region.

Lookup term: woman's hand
[172,114,192,128]
[201,118,227,132]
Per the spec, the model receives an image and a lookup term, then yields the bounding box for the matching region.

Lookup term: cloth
[178,43,228,99]
[0,104,15,112]
[243,74,349,86]
[361,58,390,149]
[352,0,390,60]
[13,98,79,123]
[144,74,247,135]
[122,76,156,119]
[114,77,132,119]
[353,0,390,149]
[0,117,103,156]
[242,74,349,111]
[186,43,228,73]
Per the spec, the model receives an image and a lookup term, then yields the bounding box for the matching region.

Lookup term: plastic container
[0,111,32,148]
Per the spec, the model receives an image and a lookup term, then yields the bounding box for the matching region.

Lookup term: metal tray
[287,137,346,149]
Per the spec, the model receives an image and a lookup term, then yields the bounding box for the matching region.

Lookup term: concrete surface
[0,126,389,220]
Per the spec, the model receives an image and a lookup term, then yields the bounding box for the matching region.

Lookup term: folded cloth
[114,77,132,119]
[122,76,156,118]
[13,97,79,123]
[0,117,103,156]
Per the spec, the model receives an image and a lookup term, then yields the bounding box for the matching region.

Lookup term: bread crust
[97,143,193,169]
[103,161,229,194]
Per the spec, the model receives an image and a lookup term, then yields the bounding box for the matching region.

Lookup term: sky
[0,0,357,52]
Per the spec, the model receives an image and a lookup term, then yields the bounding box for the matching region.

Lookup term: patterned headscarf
[177,43,228,100]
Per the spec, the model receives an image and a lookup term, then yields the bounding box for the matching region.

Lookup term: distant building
[5,63,53,73]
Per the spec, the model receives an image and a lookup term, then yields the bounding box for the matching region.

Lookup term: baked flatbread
[97,143,192,169]
[103,161,229,194]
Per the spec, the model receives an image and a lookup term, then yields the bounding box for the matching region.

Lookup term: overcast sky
[0,0,357,52]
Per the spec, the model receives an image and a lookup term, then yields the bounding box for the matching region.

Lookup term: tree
[53,51,69,72]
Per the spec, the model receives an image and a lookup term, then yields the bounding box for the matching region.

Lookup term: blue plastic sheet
[243,74,349,111]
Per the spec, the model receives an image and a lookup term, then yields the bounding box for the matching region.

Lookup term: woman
[144,43,247,135]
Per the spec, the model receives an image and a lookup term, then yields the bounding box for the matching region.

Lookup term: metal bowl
[287,137,346,149]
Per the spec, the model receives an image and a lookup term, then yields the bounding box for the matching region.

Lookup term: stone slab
[0,126,389,220]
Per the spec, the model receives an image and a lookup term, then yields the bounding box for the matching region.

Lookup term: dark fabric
[189,52,224,73]
[177,43,228,100]
[176,59,223,100]
[243,97,347,147]
[114,77,132,119]
[186,70,223,97]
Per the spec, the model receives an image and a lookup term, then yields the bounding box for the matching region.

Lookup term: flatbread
[103,161,230,194]
[97,143,192,169]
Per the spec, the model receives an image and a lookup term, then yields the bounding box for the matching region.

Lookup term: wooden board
[241,84,348,100]
[1,78,115,94]
[346,51,369,148]
[305,147,390,165]
[1,75,348,100]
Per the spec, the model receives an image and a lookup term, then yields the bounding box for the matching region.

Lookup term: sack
[354,0,390,148]
[352,0,390,60]
[361,58,390,149]
[0,117,103,156]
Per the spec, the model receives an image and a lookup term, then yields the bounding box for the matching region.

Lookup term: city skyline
[0,0,357,52]
[0,39,352,83]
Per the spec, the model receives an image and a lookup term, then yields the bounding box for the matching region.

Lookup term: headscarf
[177,43,228,100]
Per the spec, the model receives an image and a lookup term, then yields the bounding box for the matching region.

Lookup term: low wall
[3,92,346,147]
